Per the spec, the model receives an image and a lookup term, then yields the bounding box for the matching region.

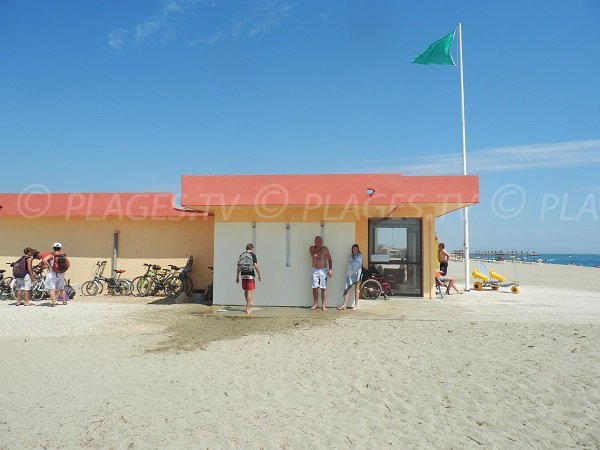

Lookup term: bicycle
[162,262,194,297]
[14,265,49,301]
[131,263,184,298]
[0,266,14,300]
[81,261,131,296]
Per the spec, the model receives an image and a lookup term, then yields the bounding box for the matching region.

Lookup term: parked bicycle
[130,259,193,298]
[14,265,49,301]
[81,261,132,296]
[0,266,14,300]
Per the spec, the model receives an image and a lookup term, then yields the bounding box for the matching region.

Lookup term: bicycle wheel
[135,276,155,297]
[80,280,92,296]
[164,277,184,298]
[184,276,193,295]
[0,277,13,300]
[31,281,46,300]
[96,279,105,295]
[131,276,149,297]
[361,279,383,300]
[82,280,100,296]
[10,279,18,300]
[117,280,131,296]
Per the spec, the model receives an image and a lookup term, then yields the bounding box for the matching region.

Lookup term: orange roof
[181,173,479,207]
[0,193,207,218]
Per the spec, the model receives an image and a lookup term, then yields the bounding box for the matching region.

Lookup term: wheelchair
[360,266,393,300]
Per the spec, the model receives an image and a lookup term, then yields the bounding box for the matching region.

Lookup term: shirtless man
[438,242,450,276]
[309,236,333,310]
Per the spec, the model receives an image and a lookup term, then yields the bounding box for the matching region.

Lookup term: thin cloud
[134,20,162,43]
[110,0,294,50]
[108,0,199,50]
[247,3,293,37]
[362,139,600,175]
[189,31,226,46]
[192,2,294,46]
[108,29,128,50]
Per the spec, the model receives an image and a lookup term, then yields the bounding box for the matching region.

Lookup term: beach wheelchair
[472,261,519,294]
[360,266,393,300]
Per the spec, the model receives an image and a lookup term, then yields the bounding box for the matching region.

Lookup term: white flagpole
[457,22,470,291]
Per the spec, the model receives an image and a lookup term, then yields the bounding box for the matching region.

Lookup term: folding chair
[435,274,445,300]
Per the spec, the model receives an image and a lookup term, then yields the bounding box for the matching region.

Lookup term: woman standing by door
[338,244,363,310]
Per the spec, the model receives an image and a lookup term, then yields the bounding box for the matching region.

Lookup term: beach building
[0,173,478,305]
[0,193,214,291]
[181,173,478,305]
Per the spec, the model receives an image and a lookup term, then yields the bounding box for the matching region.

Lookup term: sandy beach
[1,262,599,449]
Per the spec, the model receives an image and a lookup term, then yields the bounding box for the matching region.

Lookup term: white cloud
[134,20,162,43]
[363,139,600,175]
[108,0,200,50]
[108,29,128,50]
[193,2,294,46]
[189,31,225,46]
[247,3,293,37]
[110,1,295,49]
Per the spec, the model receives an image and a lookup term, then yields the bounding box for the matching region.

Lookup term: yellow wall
[0,216,215,290]
[422,214,435,299]
[1,203,440,299]
[354,217,368,256]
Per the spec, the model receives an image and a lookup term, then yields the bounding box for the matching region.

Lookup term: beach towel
[344,253,363,293]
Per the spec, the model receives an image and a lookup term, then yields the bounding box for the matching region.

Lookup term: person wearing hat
[42,242,67,306]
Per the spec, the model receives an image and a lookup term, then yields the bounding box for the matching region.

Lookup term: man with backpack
[13,247,38,306]
[235,243,262,314]
[43,242,70,306]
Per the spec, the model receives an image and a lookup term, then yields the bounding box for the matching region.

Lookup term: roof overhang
[181,173,479,220]
[0,193,208,219]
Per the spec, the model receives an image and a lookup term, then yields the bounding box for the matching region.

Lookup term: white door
[213,222,355,307]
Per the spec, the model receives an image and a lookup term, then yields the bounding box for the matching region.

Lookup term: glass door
[368,218,422,296]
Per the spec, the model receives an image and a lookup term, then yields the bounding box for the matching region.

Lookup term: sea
[537,254,600,268]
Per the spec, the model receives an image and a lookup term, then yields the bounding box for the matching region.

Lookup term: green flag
[411,31,456,65]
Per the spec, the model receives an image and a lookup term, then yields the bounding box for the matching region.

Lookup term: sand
[1,262,599,449]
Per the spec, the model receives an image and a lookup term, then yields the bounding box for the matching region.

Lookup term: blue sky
[1,0,599,253]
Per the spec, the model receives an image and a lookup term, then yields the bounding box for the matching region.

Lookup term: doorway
[368,218,422,296]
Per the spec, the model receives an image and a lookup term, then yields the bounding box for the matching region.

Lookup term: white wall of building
[213,222,355,307]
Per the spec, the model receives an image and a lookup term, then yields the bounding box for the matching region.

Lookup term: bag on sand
[65,282,76,299]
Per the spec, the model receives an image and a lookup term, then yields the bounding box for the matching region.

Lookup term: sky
[1,0,599,253]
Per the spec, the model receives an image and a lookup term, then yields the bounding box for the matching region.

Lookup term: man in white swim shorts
[43,242,68,306]
[309,236,333,310]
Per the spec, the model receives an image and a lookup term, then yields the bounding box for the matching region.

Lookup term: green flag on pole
[411,31,456,65]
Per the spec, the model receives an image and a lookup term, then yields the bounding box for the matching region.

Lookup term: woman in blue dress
[338,244,363,310]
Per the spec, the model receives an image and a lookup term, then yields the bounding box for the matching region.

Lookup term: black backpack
[52,252,70,273]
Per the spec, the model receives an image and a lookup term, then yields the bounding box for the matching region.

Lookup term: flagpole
[457,22,470,291]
